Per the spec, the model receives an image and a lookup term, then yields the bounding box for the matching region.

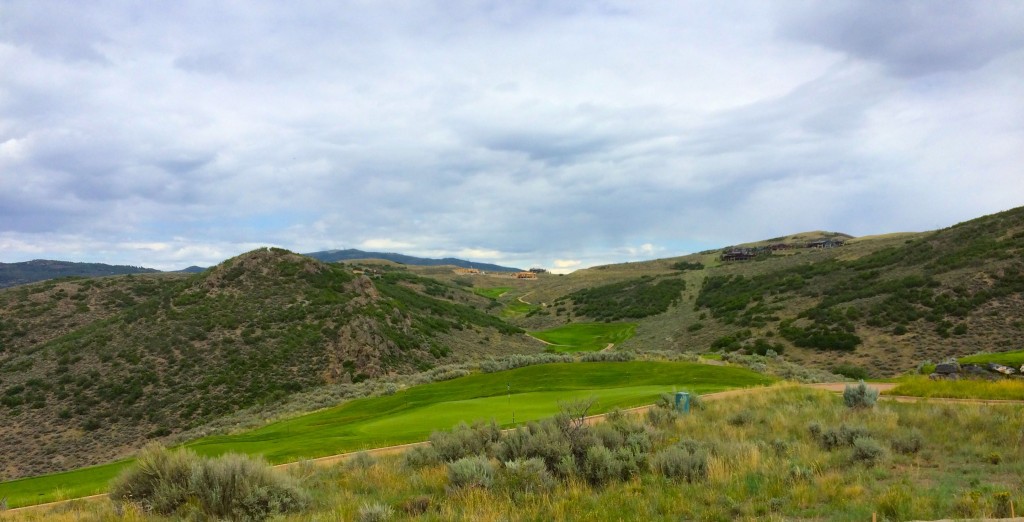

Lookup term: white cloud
[0,2,1022,269]
[553,259,582,269]
[358,239,415,251]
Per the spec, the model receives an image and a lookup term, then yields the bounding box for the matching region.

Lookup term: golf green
[0,360,773,507]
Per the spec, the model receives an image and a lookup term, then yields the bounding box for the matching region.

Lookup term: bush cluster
[109,443,309,521]
[843,381,879,409]
[480,353,573,373]
[423,399,684,494]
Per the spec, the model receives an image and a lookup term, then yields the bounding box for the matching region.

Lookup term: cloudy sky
[2,1,1023,271]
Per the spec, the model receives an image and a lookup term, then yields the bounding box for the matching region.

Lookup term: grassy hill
[506,206,1024,377]
[0,248,535,481]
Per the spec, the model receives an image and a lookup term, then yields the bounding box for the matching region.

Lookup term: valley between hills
[1,206,1024,518]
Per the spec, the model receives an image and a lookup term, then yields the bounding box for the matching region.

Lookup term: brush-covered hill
[0,260,161,288]
[0,248,535,480]
[304,249,522,272]
[510,206,1024,376]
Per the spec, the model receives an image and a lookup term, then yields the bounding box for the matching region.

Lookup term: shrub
[843,381,879,409]
[581,445,622,486]
[496,458,554,496]
[402,445,440,469]
[851,437,886,465]
[347,451,377,470]
[646,405,679,427]
[496,420,572,470]
[831,363,869,380]
[727,410,755,427]
[430,420,500,461]
[580,351,635,362]
[891,430,924,455]
[109,443,310,521]
[447,456,494,489]
[401,495,431,516]
[651,446,707,482]
[554,454,578,478]
[358,501,395,522]
[817,424,871,451]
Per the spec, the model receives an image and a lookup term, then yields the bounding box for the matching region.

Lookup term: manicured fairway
[501,300,539,317]
[529,322,637,352]
[473,286,512,299]
[0,361,774,508]
[959,349,1024,367]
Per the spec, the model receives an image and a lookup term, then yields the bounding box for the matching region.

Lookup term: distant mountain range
[0,250,520,288]
[303,249,522,272]
[0,260,161,288]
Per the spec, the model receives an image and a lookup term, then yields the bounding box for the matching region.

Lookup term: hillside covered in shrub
[0,248,532,480]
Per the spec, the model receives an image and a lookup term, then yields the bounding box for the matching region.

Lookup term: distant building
[453,268,481,275]
[721,249,755,261]
[807,239,845,249]
[515,271,538,279]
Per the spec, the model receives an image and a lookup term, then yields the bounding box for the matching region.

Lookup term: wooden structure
[721,249,755,261]
[453,268,481,275]
[514,271,538,279]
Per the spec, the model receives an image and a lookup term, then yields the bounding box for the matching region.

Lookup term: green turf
[959,349,1024,367]
[529,322,637,352]
[0,361,773,508]
[501,300,540,317]
[473,286,512,299]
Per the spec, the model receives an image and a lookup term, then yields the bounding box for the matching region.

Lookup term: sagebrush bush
[447,456,494,489]
[496,420,572,470]
[843,380,879,409]
[727,409,755,426]
[891,429,924,455]
[358,501,395,522]
[430,420,500,461]
[480,353,572,373]
[581,445,622,486]
[646,406,679,427]
[402,445,440,469]
[851,437,886,465]
[580,351,635,362]
[496,458,555,496]
[347,451,377,470]
[651,446,707,482]
[109,443,195,514]
[817,424,870,451]
[109,443,309,521]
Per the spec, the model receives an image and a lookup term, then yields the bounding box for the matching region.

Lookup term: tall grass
[888,376,1024,400]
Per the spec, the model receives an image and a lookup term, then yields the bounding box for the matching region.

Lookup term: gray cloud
[1,1,1022,271]
[778,1,1024,77]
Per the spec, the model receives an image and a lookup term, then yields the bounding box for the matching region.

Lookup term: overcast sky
[2,1,1023,271]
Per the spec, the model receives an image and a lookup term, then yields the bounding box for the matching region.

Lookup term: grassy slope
[960,349,1024,366]
[529,323,637,352]
[510,206,1024,377]
[887,376,1024,400]
[472,286,512,299]
[0,248,536,481]
[0,361,773,508]
[294,387,1024,521]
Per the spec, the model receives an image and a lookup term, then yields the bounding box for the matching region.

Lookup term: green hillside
[0,248,534,481]
[513,206,1024,377]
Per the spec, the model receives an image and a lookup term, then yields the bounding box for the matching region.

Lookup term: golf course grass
[529,322,637,352]
[959,349,1024,367]
[0,360,773,508]
[501,300,539,317]
[473,286,512,299]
